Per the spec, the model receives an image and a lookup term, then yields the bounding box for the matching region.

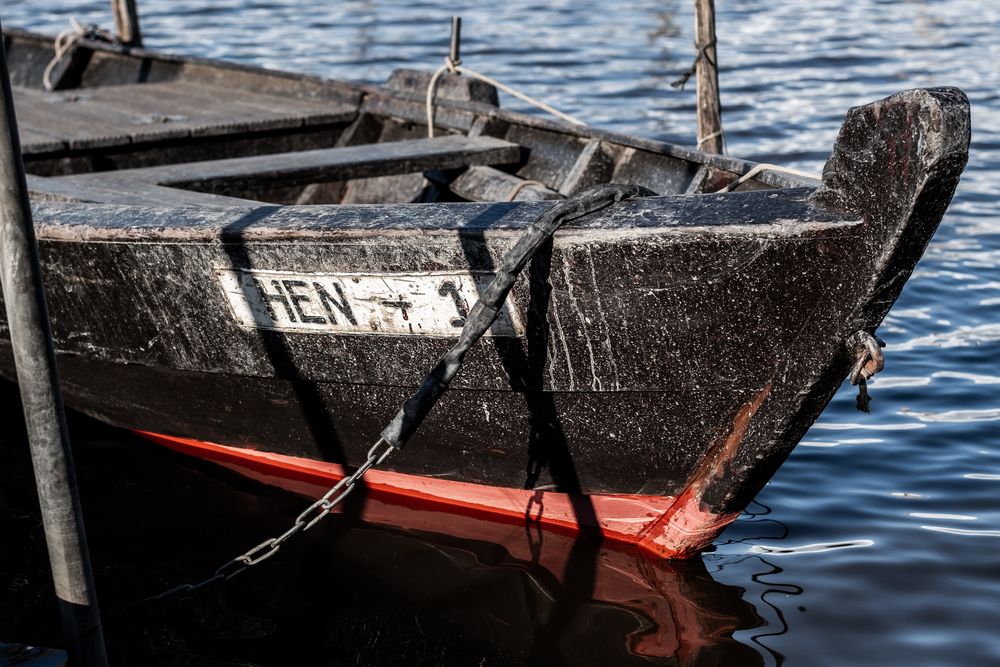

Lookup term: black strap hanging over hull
[381,183,653,449]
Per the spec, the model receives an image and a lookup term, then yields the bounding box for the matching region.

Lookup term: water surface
[1,1,998,664]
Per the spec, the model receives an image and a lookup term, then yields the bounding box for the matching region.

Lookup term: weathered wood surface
[0,188,860,498]
[13,81,356,154]
[1,27,821,194]
[0,89,968,509]
[449,166,563,202]
[92,135,521,193]
[110,0,142,48]
[694,0,724,153]
[0,27,969,544]
[558,139,613,195]
[27,174,258,207]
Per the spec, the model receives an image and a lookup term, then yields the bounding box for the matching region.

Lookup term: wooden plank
[613,147,701,196]
[85,81,356,137]
[449,166,563,202]
[111,135,522,192]
[81,84,288,141]
[27,174,258,208]
[558,139,613,196]
[13,82,357,155]
[18,127,67,154]
[13,87,137,150]
[338,113,434,205]
[684,165,710,194]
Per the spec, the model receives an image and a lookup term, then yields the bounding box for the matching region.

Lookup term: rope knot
[43,18,117,91]
[670,38,718,90]
[846,330,886,413]
[425,58,585,138]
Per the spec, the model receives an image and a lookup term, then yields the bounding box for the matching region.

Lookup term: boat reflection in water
[1,383,774,664]
[202,452,768,664]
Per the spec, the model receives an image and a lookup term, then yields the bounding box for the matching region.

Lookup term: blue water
[2,1,999,665]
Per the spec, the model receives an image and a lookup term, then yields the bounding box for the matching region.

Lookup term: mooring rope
[506,179,548,201]
[426,56,586,138]
[697,128,725,152]
[42,18,116,91]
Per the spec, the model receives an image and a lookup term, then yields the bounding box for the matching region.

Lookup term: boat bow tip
[812,86,971,218]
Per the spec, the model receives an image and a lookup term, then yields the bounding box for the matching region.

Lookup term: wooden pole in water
[111,0,143,48]
[693,0,724,153]
[0,19,109,667]
[449,16,462,65]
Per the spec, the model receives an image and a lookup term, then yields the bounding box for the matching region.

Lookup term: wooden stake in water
[694,0,723,153]
[0,19,109,667]
[111,0,143,47]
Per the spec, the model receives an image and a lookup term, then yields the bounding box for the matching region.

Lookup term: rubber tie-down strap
[381,183,654,449]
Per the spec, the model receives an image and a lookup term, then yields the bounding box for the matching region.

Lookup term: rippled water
[1,0,998,664]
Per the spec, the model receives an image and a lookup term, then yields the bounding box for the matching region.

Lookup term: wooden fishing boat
[0,28,970,559]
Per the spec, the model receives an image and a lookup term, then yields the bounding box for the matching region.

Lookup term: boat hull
[1,190,861,498]
[0,85,971,557]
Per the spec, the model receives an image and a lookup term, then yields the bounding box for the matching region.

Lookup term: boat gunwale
[2,27,820,193]
[27,188,861,244]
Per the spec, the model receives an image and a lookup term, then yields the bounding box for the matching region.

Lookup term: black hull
[0,27,971,541]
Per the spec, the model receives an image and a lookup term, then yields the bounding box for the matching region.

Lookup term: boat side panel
[16,195,862,396]
[0,191,866,498]
[0,351,732,495]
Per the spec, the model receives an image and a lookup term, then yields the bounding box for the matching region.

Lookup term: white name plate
[217,268,522,337]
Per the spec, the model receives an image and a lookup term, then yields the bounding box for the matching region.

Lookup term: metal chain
[130,185,648,611]
[139,438,395,605]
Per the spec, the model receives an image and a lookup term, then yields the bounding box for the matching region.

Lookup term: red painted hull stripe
[134,431,740,558]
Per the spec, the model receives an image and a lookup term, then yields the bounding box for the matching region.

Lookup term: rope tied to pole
[697,128,724,151]
[42,18,116,91]
[425,55,586,138]
[669,38,717,91]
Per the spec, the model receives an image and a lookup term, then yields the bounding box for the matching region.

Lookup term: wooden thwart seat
[60,135,522,195]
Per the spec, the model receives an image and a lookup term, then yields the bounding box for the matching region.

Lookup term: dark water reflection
[2,381,764,665]
[2,0,1000,664]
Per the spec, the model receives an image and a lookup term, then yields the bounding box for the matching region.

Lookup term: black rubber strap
[381,183,653,449]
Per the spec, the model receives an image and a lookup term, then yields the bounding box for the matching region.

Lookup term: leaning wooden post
[694,0,724,153]
[111,0,143,47]
[0,20,109,667]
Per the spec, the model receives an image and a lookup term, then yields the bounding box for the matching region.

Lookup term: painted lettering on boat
[216,268,522,337]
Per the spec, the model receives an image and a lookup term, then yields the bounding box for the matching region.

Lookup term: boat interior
[4,28,818,210]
